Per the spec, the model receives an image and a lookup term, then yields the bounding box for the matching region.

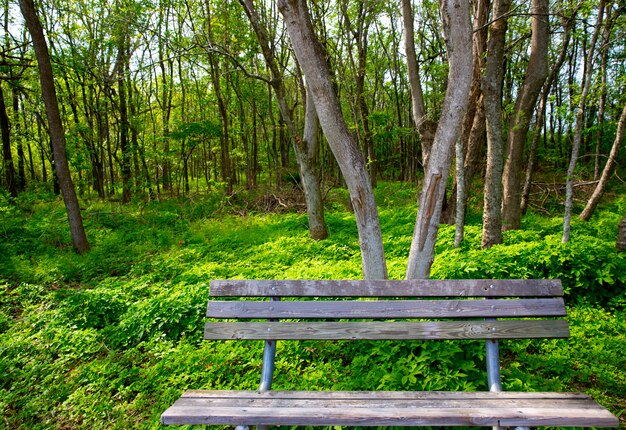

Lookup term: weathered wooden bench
[161,279,619,428]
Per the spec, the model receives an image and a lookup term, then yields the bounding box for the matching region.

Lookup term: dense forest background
[1,0,626,428]
[1,0,624,235]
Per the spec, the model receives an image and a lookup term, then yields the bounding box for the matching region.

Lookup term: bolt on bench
[161,279,619,428]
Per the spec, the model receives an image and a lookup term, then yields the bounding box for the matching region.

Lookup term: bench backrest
[205,279,569,341]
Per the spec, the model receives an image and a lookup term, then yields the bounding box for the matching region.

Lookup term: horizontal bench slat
[204,320,570,340]
[210,279,563,297]
[180,390,594,400]
[207,298,566,319]
[172,397,604,410]
[161,390,618,427]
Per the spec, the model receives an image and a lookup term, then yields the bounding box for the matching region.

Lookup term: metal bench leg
[255,297,279,430]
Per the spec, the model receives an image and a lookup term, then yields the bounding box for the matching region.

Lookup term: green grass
[0,183,624,429]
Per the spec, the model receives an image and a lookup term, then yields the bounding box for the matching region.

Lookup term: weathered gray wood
[207,298,566,319]
[204,320,570,340]
[170,397,605,410]
[161,390,619,427]
[210,279,563,297]
[179,390,595,400]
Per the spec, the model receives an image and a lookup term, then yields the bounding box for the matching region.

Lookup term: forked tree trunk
[501,0,549,231]
[406,0,473,278]
[579,103,626,221]
[441,0,489,227]
[278,0,387,279]
[563,0,606,243]
[481,0,511,249]
[19,0,90,253]
[239,0,327,240]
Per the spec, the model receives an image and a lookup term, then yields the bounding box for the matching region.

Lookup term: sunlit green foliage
[0,183,624,428]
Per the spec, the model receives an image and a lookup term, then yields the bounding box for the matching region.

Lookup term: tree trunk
[340,0,376,186]
[579,103,626,221]
[520,14,574,214]
[454,121,465,248]
[12,90,26,191]
[117,42,132,203]
[406,0,473,278]
[0,83,17,197]
[441,0,490,225]
[501,0,550,231]
[299,85,328,240]
[594,4,615,181]
[481,0,511,249]
[401,0,436,168]
[563,0,606,243]
[278,0,386,279]
[19,0,90,253]
[239,0,328,239]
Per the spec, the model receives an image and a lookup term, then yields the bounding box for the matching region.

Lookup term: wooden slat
[180,390,594,400]
[209,279,563,297]
[207,298,566,319]
[161,390,619,427]
[204,320,570,340]
[172,396,604,410]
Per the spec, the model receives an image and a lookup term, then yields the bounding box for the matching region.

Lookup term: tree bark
[19,0,90,253]
[579,103,626,221]
[278,0,386,279]
[0,83,17,198]
[563,0,606,243]
[401,0,436,168]
[441,0,490,225]
[481,0,511,249]
[299,85,328,240]
[406,0,473,278]
[239,0,327,239]
[520,13,574,214]
[501,0,550,231]
[117,41,132,203]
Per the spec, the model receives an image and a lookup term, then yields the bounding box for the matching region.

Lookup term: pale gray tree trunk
[406,0,473,279]
[563,0,606,243]
[240,0,327,240]
[501,0,550,231]
[299,86,328,239]
[20,0,90,254]
[481,0,511,249]
[278,0,387,279]
[454,133,465,248]
[401,0,436,168]
[446,0,489,232]
[579,103,626,221]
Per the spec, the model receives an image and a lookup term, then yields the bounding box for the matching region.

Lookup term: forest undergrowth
[0,182,625,429]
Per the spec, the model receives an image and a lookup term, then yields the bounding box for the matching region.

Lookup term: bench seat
[161,279,619,428]
[161,390,619,427]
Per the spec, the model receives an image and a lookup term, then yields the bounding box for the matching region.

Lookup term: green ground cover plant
[0,183,624,429]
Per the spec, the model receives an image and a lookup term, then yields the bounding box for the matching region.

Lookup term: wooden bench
[161,279,619,428]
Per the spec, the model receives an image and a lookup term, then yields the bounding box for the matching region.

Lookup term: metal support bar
[485,307,503,430]
[486,338,502,392]
[256,297,279,430]
[258,339,276,391]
